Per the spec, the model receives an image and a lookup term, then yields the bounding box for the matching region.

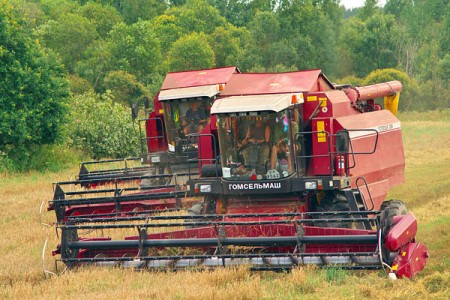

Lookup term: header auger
[49,68,428,279]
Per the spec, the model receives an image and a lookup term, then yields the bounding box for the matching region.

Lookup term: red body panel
[198,115,218,169]
[312,118,333,175]
[160,66,238,90]
[145,93,167,154]
[333,110,405,209]
[225,198,307,219]
[220,69,333,97]
[392,242,428,278]
[385,214,418,251]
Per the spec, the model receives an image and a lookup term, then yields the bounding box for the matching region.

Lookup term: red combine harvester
[52,69,428,279]
[48,67,238,222]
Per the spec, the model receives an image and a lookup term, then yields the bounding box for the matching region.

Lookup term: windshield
[163,97,213,152]
[217,110,297,180]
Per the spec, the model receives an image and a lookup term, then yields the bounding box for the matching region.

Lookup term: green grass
[0,111,449,299]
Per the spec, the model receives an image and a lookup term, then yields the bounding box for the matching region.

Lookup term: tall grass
[0,111,449,299]
[0,144,83,174]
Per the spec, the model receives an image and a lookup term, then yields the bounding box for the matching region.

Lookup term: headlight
[150,156,161,163]
[305,181,317,190]
[200,185,212,193]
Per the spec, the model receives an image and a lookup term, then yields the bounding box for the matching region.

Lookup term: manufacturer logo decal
[228,182,281,190]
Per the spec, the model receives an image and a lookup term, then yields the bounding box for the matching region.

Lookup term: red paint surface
[385,214,418,251]
[220,69,333,97]
[392,242,428,278]
[161,66,239,90]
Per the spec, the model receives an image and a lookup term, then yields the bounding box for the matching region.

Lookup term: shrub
[67,91,140,159]
[67,74,93,95]
[26,144,83,172]
[0,144,82,173]
[334,75,364,87]
[0,154,16,173]
[102,70,150,106]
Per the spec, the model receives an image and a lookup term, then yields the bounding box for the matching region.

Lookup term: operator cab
[159,85,219,157]
[162,97,213,153]
[214,93,303,181]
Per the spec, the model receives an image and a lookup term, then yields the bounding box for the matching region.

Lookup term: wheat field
[0,111,449,299]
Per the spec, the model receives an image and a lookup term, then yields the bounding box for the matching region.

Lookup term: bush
[0,144,82,173]
[67,74,93,95]
[26,144,83,172]
[334,75,364,87]
[0,154,16,173]
[102,70,150,106]
[67,91,140,159]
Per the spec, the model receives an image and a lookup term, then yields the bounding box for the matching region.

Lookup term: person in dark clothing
[270,140,291,171]
[182,102,207,135]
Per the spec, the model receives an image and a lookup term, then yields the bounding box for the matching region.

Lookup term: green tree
[338,14,396,77]
[358,0,379,20]
[119,0,167,24]
[37,13,98,71]
[77,1,123,37]
[277,0,339,75]
[208,0,277,27]
[0,0,69,163]
[208,25,245,67]
[167,32,215,71]
[153,14,182,56]
[67,74,93,95]
[108,20,162,83]
[75,40,114,91]
[9,0,47,29]
[167,0,227,34]
[39,0,81,20]
[238,11,280,70]
[103,70,151,106]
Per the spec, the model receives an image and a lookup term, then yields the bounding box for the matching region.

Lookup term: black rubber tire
[201,164,222,177]
[380,199,408,235]
[185,196,218,228]
[157,164,172,186]
[380,199,408,264]
[315,191,351,228]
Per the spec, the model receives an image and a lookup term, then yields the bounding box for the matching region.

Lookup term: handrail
[186,132,219,179]
[355,177,375,211]
[139,116,167,157]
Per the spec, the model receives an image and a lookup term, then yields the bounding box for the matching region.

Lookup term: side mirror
[131,103,139,120]
[336,130,349,153]
[144,96,150,110]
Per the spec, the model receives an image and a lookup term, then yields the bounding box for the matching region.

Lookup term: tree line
[1,0,448,171]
